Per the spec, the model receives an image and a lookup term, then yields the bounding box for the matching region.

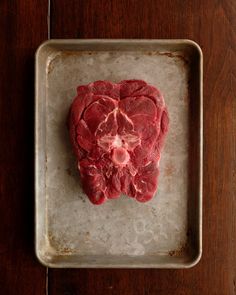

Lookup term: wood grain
[48,0,236,294]
[1,0,233,294]
[0,1,48,294]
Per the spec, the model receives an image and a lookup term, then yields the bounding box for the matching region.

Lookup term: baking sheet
[35,39,202,268]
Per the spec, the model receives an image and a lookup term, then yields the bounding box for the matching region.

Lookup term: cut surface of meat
[68,80,169,205]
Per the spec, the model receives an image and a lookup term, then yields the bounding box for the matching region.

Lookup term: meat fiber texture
[68,80,169,205]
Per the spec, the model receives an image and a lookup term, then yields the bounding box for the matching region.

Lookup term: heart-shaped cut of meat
[68,80,169,205]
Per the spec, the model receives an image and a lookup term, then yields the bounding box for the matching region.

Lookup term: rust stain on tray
[168,243,188,257]
[158,52,189,65]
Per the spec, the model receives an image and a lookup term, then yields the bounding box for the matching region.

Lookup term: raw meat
[68,80,169,205]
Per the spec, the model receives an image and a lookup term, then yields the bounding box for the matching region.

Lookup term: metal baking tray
[35,39,202,268]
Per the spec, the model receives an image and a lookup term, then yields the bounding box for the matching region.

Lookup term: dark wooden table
[0,0,236,294]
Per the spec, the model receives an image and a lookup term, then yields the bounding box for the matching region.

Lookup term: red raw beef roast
[68,80,169,204]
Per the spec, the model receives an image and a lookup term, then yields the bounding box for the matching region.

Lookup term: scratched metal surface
[35,40,202,268]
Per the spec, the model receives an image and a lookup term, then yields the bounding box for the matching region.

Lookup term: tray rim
[35,38,203,268]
